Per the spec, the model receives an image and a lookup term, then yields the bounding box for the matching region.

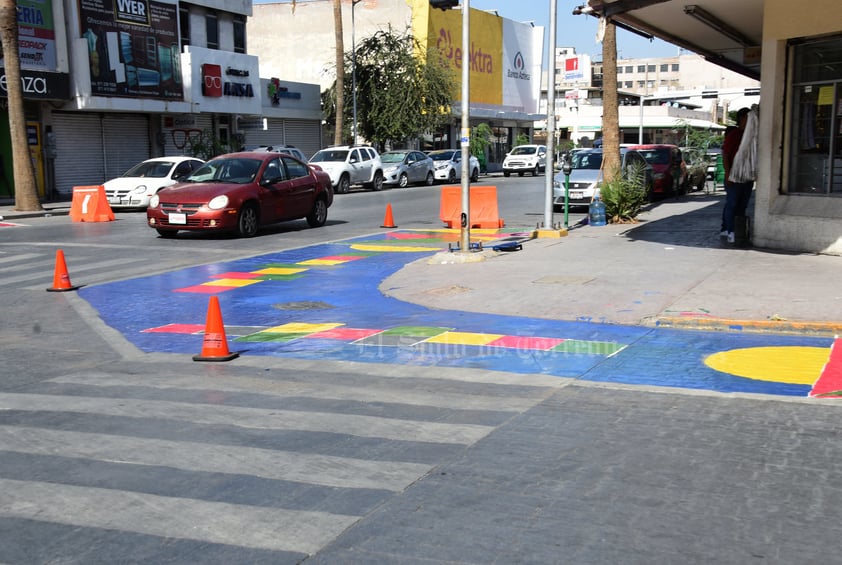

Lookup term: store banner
[79,0,183,100]
[502,19,542,114]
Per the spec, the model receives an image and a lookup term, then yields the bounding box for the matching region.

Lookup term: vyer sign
[115,0,150,26]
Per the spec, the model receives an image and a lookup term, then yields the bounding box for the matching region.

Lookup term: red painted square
[142,323,206,334]
[488,336,566,351]
[307,328,382,340]
[174,285,230,294]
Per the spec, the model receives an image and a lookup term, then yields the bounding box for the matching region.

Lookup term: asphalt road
[2,178,842,564]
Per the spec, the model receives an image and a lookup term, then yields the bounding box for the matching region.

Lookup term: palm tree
[600,18,620,183]
[0,0,41,211]
[333,0,345,145]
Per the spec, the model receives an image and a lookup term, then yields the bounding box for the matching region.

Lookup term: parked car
[146,151,333,238]
[427,149,480,183]
[502,144,546,177]
[552,148,652,209]
[680,147,708,192]
[309,145,384,193]
[246,144,307,162]
[103,156,205,209]
[626,144,686,198]
[381,150,435,188]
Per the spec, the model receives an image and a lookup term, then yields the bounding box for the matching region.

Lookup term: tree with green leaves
[323,26,455,149]
[0,0,41,211]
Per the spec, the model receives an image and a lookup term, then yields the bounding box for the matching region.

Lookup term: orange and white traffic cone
[193,295,239,362]
[46,249,82,292]
[381,203,397,228]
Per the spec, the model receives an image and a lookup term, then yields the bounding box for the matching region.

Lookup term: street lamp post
[352,0,362,145]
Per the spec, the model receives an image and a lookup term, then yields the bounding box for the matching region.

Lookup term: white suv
[503,144,546,177]
[309,145,384,193]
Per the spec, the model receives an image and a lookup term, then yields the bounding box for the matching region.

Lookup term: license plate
[109,197,121,205]
[570,191,583,200]
[168,212,187,225]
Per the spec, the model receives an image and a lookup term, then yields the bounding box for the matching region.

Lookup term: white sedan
[103,156,205,209]
[427,149,480,184]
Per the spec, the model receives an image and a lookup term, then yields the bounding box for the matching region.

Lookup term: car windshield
[310,150,348,162]
[381,152,408,163]
[428,151,455,161]
[123,161,173,178]
[571,152,603,170]
[510,146,537,155]
[187,158,261,184]
[637,149,671,165]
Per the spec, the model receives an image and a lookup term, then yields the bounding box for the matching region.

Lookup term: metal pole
[639,94,644,144]
[459,0,471,252]
[352,0,361,145]
[543,0,557,230]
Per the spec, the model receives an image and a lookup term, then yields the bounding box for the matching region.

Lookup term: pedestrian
[720,107,755,244]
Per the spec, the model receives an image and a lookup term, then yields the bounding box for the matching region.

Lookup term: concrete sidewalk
[383,193,842,336]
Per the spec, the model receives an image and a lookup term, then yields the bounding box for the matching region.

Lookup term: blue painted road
[79,231,834,397]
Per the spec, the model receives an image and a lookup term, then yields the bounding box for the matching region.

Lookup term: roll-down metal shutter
[282,119,321,159]
[52,113,104,196]
[102,114,151,180]
[242,119,286,149]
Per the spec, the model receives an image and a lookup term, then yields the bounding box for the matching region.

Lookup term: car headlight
[149,194,159,208]
[131,185,148,195]
[384,166,397,174]
[208,195,229,210]
[435,163,447,170]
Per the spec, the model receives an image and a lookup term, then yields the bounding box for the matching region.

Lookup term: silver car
[381,150,435,188]
[427,149,480,183]
[553,148,652,209]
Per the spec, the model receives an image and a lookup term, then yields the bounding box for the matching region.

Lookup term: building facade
[0,0,322,200]
[248,0,545,172]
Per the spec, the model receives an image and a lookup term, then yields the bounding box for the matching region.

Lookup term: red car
[147,151,333,238]
[627,144,687,198]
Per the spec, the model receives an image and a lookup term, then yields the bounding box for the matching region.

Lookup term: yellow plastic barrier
[69,185,114,222]
[439,185,505,229]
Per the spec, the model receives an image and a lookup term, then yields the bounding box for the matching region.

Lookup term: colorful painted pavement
[78,230,840,398]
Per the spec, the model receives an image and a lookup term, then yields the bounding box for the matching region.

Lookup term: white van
[502,144,546,177]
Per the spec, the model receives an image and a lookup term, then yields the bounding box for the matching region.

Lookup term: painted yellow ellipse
[704,346,830,384]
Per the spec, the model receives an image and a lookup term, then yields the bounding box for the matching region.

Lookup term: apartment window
[625,66,633,73]
[637,65,645,73]
[179,6,190,49]
[625,81,633,88]
[647,64,656,72]
[660,64,668,72]
[206,12,218,50]
[233,15,246,54]
[671,64,679,71]
[637,80,645,88]
[785,34,842,195]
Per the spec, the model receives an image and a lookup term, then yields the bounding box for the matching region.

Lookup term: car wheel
[237,203,259,237]
[306,197,328,228]
[533,165,540,176]
[337,174,350,194]
[503,171,510,177]
[518,171,524,177]
[471,168,479,183]
[398,172,408,188]
[371,170,384,191]
[156,228,177,238]
[448,169,456,184]
[425,171,434,186]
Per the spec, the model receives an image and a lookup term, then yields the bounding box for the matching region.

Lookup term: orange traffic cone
[46,249,82,292]
[193,295,239,362]
[381,203,397,228]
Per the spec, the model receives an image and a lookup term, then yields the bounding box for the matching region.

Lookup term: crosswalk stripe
[0,477,358,554]
[50,373,548,412]
[0,252,43,264]
[0,392,495,445]
[0,426,432,491]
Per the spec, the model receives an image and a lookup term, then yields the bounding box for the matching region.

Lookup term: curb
[0,208,70,220]
[652,316,842,337]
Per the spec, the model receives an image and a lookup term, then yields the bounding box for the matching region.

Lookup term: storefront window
[786,35,842,194]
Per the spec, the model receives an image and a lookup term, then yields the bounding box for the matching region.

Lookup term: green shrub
[599,162,648,223]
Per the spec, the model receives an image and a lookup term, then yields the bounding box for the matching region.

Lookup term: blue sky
[254,1,681,60]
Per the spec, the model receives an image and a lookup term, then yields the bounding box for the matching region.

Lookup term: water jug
[589,197,607,226]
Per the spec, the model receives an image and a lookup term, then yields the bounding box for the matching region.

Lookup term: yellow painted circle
[704,346,829,384]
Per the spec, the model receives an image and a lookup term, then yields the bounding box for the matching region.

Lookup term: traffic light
[430,0,459,10]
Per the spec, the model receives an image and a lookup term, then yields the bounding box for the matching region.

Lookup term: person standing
[721,107,755,244]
